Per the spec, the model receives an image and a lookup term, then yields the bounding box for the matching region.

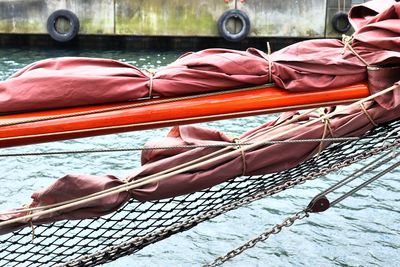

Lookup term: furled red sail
[0,1,399,113]
[1,81,399,235]
[1,0,400,234]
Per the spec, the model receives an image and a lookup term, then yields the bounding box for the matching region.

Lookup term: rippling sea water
[0,48,398,267]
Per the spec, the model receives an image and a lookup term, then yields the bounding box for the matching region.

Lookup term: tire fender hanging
[331,11,351,34]
[218,9,251,42]
[47,10,80,42]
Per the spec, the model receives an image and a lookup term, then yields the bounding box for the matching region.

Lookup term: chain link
[204,209,310,267]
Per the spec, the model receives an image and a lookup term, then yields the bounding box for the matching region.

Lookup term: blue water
[0,48,399,267]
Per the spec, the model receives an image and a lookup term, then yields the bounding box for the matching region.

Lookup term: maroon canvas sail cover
[1,0,400,234]
[0,1,399,113]
[1,81,399,235]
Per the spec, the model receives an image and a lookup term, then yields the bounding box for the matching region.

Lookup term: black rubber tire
[47,10,80,42]
[218,9,251,42]
[331,11,351,34]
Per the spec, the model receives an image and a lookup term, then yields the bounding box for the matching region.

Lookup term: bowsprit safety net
[0,118,398,267]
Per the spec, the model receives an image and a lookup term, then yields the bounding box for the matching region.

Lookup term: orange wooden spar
[0,83,369,148]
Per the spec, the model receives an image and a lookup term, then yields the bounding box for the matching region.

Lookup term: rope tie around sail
[341,35,371,67]
[28,219,35,241]
[267,42,273,83]
[145,69,156,99]
[233,138,247,176]
[24,204,36,242]
[121,177,131,192]
[317,109,334,157]
[359,102,378,127]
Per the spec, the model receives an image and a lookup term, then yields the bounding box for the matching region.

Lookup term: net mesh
[0,119,399,267]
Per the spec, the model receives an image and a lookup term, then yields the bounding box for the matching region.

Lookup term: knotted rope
[341,35,371,67]
[267,42,273,83]
[317,108,334,157]
[233,138,247,176]
[145,69,156,99]
[360,102,378,127]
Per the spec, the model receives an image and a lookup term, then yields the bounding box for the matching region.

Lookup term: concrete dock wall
[238,0,326,37]
[115,0,233,36]
[0,0,114,34]
[0,0,367,39]
[114,0,326,37]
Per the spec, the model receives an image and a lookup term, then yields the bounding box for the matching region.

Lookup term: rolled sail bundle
[0,1,399,114]
[0,80,399,235]
[1,0,400,235]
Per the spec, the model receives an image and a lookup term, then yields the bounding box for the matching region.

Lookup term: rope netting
[0,118,398,267]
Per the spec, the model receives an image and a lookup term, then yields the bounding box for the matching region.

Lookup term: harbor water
[0,48,398,266]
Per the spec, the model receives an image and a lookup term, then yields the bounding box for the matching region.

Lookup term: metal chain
[205,146,399,266]
[0,137,359,157]
[62,140,399,267]
[203,209,310,267]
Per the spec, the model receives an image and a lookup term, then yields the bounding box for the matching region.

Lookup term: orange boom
[0,83,369,148]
